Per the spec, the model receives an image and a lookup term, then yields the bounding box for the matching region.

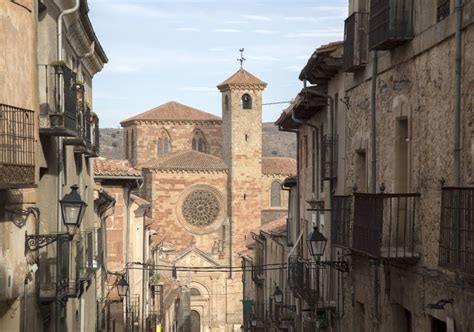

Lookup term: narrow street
[0,0,473,331]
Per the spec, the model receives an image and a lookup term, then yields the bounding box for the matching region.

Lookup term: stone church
[121,68,296,331]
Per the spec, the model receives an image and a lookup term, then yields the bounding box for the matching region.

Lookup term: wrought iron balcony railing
[343,12,368,72]
[369,0,414,50]
[39,64,79,137]
[439,187,474,277]
[38,234,70,302]
[352,192,421,260]
[331,195,352,248]
[0,104,35,188]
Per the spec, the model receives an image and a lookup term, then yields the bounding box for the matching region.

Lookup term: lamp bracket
[317,260,349,273]
[25,232,71,253]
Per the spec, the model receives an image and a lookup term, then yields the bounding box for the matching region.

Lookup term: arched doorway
[190,310,201,332]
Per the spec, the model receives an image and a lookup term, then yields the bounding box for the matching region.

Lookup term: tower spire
[237,48,246,68]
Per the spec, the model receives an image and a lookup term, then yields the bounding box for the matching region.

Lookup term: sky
[89,0,347,128]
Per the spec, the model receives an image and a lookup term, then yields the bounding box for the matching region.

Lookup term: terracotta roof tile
[262,157,297,175]
[140,150,228,171]
[94,159,141,177]
[246,217,288,248]
[217,68,267,91]
[120,101,221,125]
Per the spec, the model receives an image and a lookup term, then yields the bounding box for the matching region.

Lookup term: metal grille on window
[321,135,337,180]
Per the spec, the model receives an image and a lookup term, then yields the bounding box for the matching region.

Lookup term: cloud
[284,16,344,23]
[214,28,241,33]
[243,15,271,21]
[176,27,200,32]
[254,29,280,35]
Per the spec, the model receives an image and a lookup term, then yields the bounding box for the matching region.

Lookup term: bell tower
[217,64,267,324]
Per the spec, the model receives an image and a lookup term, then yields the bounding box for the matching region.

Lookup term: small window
[125,131,129,159]
[241,94,252,109]
[437,0,450,22]
[224,95,229,110]
[191,129,208,153]
[190,288,201,296]
[271,181,281,207]
[131,130,135,160]
[157,129,171,156]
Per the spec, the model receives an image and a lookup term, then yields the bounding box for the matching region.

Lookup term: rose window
[182,190,220,227]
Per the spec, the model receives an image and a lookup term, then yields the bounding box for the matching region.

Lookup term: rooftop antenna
[237,48,246,68]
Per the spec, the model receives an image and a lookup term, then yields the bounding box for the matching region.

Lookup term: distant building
[120,69,296,330]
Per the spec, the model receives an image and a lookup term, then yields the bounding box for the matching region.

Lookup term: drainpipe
[370,51,378,194]
[453,0,463,186]
[56,4,80,332]
[370,50,380,322]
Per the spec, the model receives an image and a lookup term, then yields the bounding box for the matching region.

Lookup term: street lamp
[306,227,349,273]
[60,185,87,229]
[273,286,283,304]
[117,276,129,299]
[307,227,327,258]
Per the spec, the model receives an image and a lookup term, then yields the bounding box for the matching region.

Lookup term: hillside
[99,123,296,160]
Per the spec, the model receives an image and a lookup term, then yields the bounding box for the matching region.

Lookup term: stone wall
[341,11,474,332]
[124,120,222,166]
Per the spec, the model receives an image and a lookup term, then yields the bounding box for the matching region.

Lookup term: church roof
[140,150,228,171]
[217,68,267,91]
[120,101,221,125]
[94,159,142,177]
[262,157,297,175]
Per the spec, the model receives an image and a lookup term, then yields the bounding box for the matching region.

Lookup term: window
[224,95,229,110]
[190,288,201,296]
[157,129,171,156]
[271,181,281,207]
[355,150,367,192]
[131,129,135,160]
[125,131,129,159]
[241,94,252,109]
[395,118,409,192]
[437,0,450,22]
[191,129,208,153]
[312,129,319,194]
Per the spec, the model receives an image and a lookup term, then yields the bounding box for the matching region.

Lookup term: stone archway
[190,310,201,332]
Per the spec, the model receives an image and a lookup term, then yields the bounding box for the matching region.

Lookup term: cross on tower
[237,48,246,68]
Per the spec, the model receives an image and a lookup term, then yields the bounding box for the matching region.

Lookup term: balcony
[352,192,420,261]
[0,104,35,189]
[321,135,337,180]
[369,0,414,50]
[343,12,368,72]
[331,195,352,248]
[288,256,315,301]
[439,187,474,277]
[39,64,79,137]
[38,235,70,302]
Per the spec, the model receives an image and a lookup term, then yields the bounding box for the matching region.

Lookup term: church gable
[173,246,222,268]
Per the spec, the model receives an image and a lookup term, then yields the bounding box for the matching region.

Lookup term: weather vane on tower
[237,48,246,68]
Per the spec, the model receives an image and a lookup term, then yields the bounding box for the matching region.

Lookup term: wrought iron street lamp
[307,227,349,273]
[117,276,129,299]
[60,185,87,229]
[273,286,283,304]
[25,185,87,253]
[307,227,327,258]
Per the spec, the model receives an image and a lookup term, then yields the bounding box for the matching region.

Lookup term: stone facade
[125,120,223,166]
[274,1,474,331]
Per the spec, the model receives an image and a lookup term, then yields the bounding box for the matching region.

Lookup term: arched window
[125,130,129,159]
[241,93,252,109]
[131,129,135,160]
[271,181,281,207]
[224,95,229,110]
[157,129,171,156]
[190,288,201,296]
[191,129,208,153]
